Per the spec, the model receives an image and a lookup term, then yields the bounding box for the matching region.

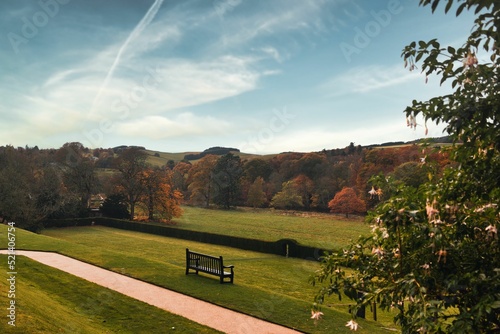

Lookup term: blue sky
[0,0,478,154]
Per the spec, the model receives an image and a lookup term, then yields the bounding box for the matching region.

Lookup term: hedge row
[42,218,333,261]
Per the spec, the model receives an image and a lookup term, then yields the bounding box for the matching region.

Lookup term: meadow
[0,209,398,333]
[173,206,371,250]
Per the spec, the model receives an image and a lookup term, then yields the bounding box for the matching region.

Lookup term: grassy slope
[0,255,220,333]
[1,224,397,333]
[145,149,276,166]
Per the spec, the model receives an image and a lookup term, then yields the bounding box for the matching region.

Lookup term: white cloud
[241,116,446,154]
[213,0,327,50]
[25,48,261,146]
[115,113,232,139]
[259,46,286,63]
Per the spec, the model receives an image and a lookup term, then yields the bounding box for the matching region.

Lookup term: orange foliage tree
[246,176,267,208]
[141,167,183,223]
[187,155,218,207]
[328,187,366,218]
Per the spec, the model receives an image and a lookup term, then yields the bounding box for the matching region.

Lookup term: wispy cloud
[320,64,419,97]
[92,0,165,110]
[213,0,327,51]
[115,113,232,139]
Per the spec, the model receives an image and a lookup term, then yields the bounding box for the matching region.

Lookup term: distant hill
[183,146,240,160]
[365,136,453,148]
[142,136,453,166]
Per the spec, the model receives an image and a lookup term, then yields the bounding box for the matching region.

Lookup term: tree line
[0,143,183,230]
[0,140,451,230]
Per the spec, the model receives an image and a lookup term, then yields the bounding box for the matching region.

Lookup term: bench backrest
[186,249,223,271]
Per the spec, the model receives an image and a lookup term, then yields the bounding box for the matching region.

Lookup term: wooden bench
[185,248,234,284]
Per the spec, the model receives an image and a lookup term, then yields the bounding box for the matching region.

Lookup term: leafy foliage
[246,176,267,208]
[312,1,500,332]
[211,153,243,209]
[187,155,218,207]
[100,194,130,219]
[270,180,303,210]
[0,146,68,230]
[140,167,183,222]
[114,147,149,220]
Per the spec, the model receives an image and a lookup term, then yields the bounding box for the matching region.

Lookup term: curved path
[0,250,302,334]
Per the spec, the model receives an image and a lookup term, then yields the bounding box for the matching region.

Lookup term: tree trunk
[129,201,135,220]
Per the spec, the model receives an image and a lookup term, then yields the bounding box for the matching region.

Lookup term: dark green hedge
[42,217,333,261]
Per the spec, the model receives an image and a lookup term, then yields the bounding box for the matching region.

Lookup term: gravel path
[0,250,302,334]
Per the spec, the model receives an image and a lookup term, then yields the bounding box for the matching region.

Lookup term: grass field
[173,206,371,250]
[0,222,398,333]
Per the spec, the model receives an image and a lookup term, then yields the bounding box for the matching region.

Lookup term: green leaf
[490,300,500,309]
[445,0,453,14]
[456,3,467,16]
[431,0,439,13]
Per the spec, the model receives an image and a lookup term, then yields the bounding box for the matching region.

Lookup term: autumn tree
[292,174,315,210]
[328,187,366,218]
[187,155,218,207]
[114,147,148,220]
[246,176,267,208]
[270,181,303,210]
[58,142,97,212]
[296,152,327,180]
[141,167,183,222]
[0,146,65,230]
[211,153,243,209]
[172,161,192,195]
[243,158,273,182]
[313,1,500,332]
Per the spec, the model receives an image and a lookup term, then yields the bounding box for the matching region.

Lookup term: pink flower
[463,51,478,68]
[346,319,359,331]
[437,249,447,263]
[376,188,383,199]
[372,247,384,258]
[426,200,439,220]
[311,310,324,321]
[486,224,498,239]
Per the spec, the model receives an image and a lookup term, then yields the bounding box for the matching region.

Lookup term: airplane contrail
[91,0,165,111]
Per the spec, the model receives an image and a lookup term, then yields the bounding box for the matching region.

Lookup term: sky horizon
[1,0,479,154]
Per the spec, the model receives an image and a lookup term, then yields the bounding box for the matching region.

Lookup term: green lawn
[0,255,220,333]
[173,206,370,250]
[0,224,398,333]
